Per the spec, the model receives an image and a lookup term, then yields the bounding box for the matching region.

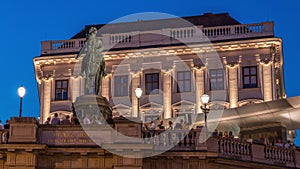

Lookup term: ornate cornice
[103,38,282,60]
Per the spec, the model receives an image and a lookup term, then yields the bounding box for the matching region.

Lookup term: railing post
[41,41,52,54]
[294,149,300,168]
[8,117,37,143]
[251,143,265,163]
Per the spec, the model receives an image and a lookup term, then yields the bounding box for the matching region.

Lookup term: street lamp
[200,94,210,129]
[18,85,26,117]
[135,86,142,118]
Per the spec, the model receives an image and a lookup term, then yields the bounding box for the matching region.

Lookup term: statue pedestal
[74,95,113,122]
[8,117,37,143]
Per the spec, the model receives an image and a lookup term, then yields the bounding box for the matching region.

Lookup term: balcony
[1,116,300,168]
[40,22,274,55]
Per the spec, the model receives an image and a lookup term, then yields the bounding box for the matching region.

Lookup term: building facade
[34,13,286,124]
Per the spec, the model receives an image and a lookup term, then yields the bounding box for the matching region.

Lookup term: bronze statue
[77,27,106,95]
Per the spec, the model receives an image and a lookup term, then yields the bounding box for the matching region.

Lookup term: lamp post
[135,86,142,118]
[200,94,210,129]
[18,85,26,117]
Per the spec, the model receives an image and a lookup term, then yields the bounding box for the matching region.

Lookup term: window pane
[251,76,257,84]
[243,68,249,75]
[146,84,152,94]
[153,74,158,81]
[56,81,62,87]
[178,72,183,80]
[251,67,256,75]
[146,75,152,82]
[63,90,67,100]
[244,77,249,84]
[62,81,68,88]
[210,69,224,91]
[185,72,191,79]
[184,81,190,91]
[153,83,158,90]
[114,75,128,97]
[217,69,223,75]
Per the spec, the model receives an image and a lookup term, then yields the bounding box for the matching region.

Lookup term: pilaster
[227,65,239,108]
[262,61,273,101]
[131,72,141,118]
[102,74,111,100]
[163,70,172,119]
[71,75,82,102]
[41,78,52,123]
[195,67,205,113]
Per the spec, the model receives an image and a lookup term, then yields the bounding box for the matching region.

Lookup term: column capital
[193,66,205,72]
[131,71,142,77]
[225,63,239,69]
[223,56,241,69]
[161,68,173,74]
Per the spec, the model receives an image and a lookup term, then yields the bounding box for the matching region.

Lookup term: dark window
[114,75,128,97]
[145,73,159,95]
[55,80,68,101]
[243,66,257,88]
[210,69,224,90]
[177,71,191,92]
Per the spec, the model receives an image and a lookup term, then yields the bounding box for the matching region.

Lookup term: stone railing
[264,145,295,167]
[142,129,198,151]
[40,22,274,55]
[41,38,86,55]
[4,117,300,168]
[218,138,252,161]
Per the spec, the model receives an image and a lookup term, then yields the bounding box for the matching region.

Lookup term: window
[114,75,128,97]
[55,80,68,101]
[210,69,224,90]
[145,73,159,95]
[243,66,257,88]
[177,71,191,92]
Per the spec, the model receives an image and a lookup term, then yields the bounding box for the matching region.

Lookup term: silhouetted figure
[61,115,71,125]
[4,120,10,129]
[157,120,165,130]
[51,113,60,125]
[44,117,51,125]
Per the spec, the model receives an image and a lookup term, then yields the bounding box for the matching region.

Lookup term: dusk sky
[1,0,299,143]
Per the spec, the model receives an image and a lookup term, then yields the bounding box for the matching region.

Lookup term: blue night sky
[0,0,300,143]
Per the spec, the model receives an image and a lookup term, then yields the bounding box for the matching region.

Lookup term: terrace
[0,116,299,168]
[40,22,274,55]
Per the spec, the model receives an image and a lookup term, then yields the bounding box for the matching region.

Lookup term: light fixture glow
[18,86,26,98]
[135,87,142,98]
[201,94,210,104]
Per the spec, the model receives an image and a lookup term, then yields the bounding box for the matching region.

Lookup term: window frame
[145,73,159,95]
[209,69,224,91]
[242,66,258,88]
[55,80,68,101]
[114,75,128,97]
[177,71,191,93]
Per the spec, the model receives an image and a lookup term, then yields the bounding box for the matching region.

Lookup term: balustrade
[142,129,197,151]
[264,145,295,164]
[2,121,300,168]
[170,28,195,39]
[219,138,252,161]
[110,34,132,44]
[41,22,273,55]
